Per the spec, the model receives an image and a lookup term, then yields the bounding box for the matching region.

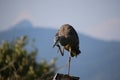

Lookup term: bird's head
[53,35,67,48]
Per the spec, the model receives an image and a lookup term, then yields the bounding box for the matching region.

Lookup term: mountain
[0,20,120,80]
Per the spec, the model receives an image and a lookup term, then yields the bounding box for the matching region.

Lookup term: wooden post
[53,73,80,80]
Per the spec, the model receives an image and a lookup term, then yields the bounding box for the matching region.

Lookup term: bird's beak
[53,39,59,48]
[53,36,60,48]
[53,42,57,48]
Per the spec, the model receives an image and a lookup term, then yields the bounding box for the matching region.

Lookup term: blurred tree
[0,36,56,80]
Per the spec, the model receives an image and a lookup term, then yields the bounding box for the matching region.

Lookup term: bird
[53,24,81,75]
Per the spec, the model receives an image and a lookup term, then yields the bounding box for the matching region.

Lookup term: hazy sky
[0,0,120,41]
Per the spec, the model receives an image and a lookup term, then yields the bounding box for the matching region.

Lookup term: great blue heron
[53,24,81,75]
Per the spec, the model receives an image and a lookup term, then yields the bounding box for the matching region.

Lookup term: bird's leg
[57,45,64,56]
[62,46,64,56]
[57,45,60,53]
[68,48,71,75]
[68,55,71,76]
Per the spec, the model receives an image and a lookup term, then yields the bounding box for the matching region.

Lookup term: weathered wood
[53,73,80,80]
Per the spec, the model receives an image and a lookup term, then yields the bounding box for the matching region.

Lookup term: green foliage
[0,36,56,80]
